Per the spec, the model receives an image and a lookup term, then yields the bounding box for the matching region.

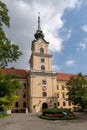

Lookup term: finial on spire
[38,12,41,30]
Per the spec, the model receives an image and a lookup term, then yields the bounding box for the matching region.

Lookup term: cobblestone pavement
[0,113,87,130]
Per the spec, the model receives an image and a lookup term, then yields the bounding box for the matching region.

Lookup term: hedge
[42,108,70,115]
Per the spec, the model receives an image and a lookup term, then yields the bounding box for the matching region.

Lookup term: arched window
[40,47,44,53]
[41,65,45,71]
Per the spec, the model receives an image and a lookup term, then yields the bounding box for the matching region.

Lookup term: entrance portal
[42,102,48,110]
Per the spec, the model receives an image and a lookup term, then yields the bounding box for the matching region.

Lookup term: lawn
[0,114,10,119]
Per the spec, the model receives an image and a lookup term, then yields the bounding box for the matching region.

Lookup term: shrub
[42,108,70,115]
[40,114,77,120]
[40,108,77,120]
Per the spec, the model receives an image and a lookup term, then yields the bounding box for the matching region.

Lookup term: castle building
[0,15,75,113]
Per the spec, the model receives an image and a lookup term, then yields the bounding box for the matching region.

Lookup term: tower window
[41,58,45,63]
[43,92,47,97]
[42,80,46,85]
[41,65,45,71]
[40,47,44,53]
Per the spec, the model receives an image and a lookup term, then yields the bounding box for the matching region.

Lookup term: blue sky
[53,2,87,74]
[2,0,87,74]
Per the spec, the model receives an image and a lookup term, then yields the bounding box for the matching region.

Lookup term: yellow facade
[29,31,58,112]
[11,79,29,113]
[0,15,75,113]
[28,17,74,112]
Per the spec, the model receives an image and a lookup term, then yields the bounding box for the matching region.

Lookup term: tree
[0,1,22,67]
[66,73,87,110]
[0,72,21,111]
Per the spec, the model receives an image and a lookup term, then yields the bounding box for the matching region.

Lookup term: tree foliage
[0,1,22,67]
[66,73,87,109]
[0,72,21,111]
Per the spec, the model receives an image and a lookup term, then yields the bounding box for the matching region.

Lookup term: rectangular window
[42,80,46,85]
[63,101,66,106]
[16,91,19,96]
[23,102,26,107]
[54,103,57,108]
[23,93,26,98]
[57,85,59,90]
[62,85,64,90]
[41,58,45,63]
[58,102,60,106]
[15,102,19,107]
[62,93,65,99]
[43,92,47,97]
[69,101,71,106]
[57,93,59,98]
[23,83,26,89]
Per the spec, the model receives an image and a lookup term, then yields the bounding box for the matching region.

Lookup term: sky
[1,0,87,74]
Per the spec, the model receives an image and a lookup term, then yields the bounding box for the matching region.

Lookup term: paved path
[0,113,87,130]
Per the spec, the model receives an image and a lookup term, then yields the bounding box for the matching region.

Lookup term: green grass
[0,114,10,119]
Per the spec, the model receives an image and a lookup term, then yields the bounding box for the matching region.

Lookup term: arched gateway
[42,102,48,110]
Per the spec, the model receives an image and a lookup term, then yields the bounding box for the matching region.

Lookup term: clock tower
[29,14,57,112]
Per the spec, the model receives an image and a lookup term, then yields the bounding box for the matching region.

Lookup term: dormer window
[40,47,44,53]
[41,65,45,71]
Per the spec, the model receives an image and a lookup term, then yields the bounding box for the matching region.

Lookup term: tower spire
[38,12,41,30]
[34,12,44,39]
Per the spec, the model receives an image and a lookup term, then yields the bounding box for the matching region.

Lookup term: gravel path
[0,113,87,130]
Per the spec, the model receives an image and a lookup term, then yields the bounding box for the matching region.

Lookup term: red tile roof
[0,68,76,81]
[0,68,30,79]
[56,72,76,81]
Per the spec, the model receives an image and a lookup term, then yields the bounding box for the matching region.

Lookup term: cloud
[81,25,87,32]
[65,59,76,67]
[66,29,72,39]
[2,0,84,69]
[65,0,84,9]
[52,65,62,71]
[76,38,87,51]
